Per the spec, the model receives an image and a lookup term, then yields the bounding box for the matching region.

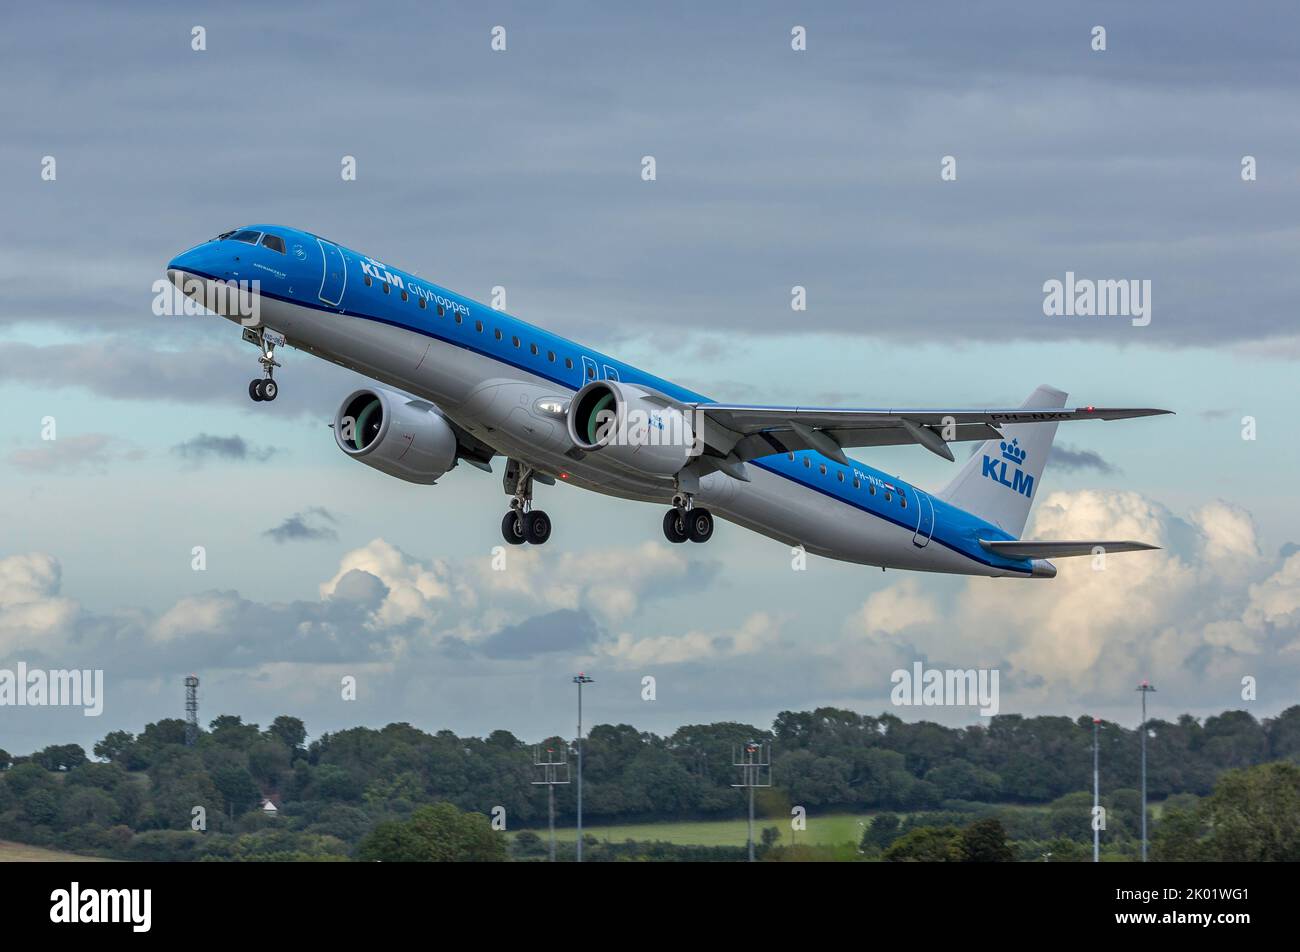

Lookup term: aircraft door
[317,238,347,307]
[912,489,935,548]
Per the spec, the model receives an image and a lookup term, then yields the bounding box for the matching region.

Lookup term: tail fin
[938,384,1066,537]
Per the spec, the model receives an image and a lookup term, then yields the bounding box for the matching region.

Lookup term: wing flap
[696,402,1170,464]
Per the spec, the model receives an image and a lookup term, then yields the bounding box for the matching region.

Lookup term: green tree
[883,825,963,862]
[33,744,88,771]
[1151,808,1206,861]
[266,716,307,752]
[1200,762,1300,861]
[860,813,901,852]
[958,817,1013,862]
[93,731,136,764]
[356,802,506,862]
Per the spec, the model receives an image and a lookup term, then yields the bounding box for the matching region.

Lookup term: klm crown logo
[982,437,1034,498]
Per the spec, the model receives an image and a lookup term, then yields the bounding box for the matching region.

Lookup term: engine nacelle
[566,380,699,477]
[333,387,459,485]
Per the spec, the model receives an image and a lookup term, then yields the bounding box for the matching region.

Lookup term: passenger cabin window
[475,320,483,332]
[400,290,409,302]
[900,496,907,508]
[229,230,261,244]
[512,336,521,348]
[547,351,555,362]
[494,329,503,341]
[418,297,426,309]
[586,366,596,379]
[564,358,573,369]
[260,234,286,254]
[437,304,445,316]
[364,275,372,287]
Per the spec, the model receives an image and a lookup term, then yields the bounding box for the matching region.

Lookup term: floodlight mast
[531,745,570,862]
[732,741,772,862]
[1092,717,1101,863]
[572,673,594,863]
[1136,680,1157,862]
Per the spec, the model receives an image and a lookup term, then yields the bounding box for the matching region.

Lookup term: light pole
[1092,717,1101,863]
[573,673,593,863]
[1136,680,1156,862]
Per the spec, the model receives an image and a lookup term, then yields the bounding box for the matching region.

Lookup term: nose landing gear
[246,329,282,402]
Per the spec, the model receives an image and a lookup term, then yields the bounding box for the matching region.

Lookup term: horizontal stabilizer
[979,539,1160,560]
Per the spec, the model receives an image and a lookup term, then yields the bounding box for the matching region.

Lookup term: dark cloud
[1048,443,1119,475]
[1,2,1297,351]
[263,507,339,543]
[477,609,605,660]
[173,433,276,463]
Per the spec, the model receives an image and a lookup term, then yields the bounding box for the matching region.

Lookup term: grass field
[521,812,874,847]
[0,840,113,862]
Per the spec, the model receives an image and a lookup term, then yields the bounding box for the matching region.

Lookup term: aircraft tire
[524,510,552,545]
[663,508,689,543]
[687,508,714,543]
[502,511,525,545]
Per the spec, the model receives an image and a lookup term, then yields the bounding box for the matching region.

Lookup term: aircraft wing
[690,403,1172,464]
[979,540,1160,559]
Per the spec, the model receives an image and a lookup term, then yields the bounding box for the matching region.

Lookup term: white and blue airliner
[165,226,1170,579]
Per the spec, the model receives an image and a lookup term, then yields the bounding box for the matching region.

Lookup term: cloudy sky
[3,2,1300,754]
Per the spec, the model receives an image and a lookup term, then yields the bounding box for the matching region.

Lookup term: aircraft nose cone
[166,249,202,290]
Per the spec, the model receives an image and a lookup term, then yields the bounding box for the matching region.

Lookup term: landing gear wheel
[260,379,278,401]
[501,511,525,545]
[687,508,714,543]
[249,379,264,402]
[662,508,689,544]
[524,510,552,545]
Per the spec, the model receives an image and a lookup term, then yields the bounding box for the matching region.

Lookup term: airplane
[165,225,1171,579]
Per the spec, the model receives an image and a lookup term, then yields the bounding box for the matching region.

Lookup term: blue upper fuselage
[167,224,1025,571]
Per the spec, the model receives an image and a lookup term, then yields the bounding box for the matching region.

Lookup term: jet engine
[333,387,459,484]
[566,380,699,477]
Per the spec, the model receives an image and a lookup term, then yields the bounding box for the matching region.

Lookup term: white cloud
[0,553,79,653]
[596,611,782,668]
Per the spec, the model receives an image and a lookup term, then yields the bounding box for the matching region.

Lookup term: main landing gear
[501,460,552,546]
[246,330,282,402]
[662,493,713,544]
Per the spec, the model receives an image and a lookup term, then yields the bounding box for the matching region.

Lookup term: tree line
[0,705,1296,861]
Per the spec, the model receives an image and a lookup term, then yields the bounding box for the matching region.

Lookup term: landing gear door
[317,239,347,307]
[912,489,935,548]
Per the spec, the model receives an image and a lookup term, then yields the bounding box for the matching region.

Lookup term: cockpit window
[229,230,261,244]
[214,230,237,241]
[260,234,286,254]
